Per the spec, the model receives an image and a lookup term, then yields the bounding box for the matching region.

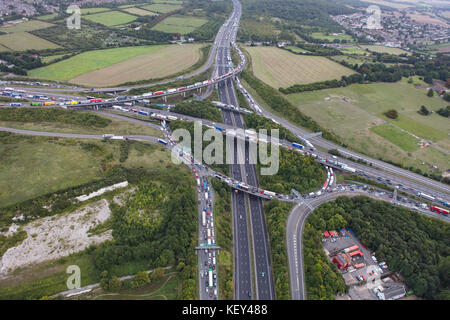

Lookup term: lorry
[111,136,124,140]
[202,210,206,227]
[102,134,114,138]
[208,269,213,288]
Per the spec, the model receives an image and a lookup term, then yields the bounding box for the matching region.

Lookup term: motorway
[215,0,275,300]
[1,0,449,302]
[237,83,450,199]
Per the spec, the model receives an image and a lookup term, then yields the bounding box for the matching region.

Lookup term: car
[248,291,252,297]
[261,272,265,277]
[209,291,213,298]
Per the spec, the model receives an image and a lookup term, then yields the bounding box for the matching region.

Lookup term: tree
[100,270,110,291]
[384,109,398,119]
[132,271,150,288]
[427,88,434,97]
[418,105,430,116]
[108,277,122,292]
[150,267,165,281]
[443,93,450,102]
[424,74,433,84]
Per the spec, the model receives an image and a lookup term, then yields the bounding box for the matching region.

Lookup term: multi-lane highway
[1,0,449,303]
[215,0,275,300]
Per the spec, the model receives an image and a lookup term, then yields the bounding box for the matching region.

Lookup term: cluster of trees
[91,168,198,299]
[259,147,325,194]
[436,106,450,118]
[0,108,111,128]
[186,0,230,41]
[264,200,294,299]
[171,100,222,123]
[211,179,233,300]
[281,55,449,96]
[303,213,348,299]
[242,0,356,33]
[240,69,341,144]
[279,79,344,94]
[307,196,450,299]
[0,51,43,75]
[188,19,224,41]
[418,105,431,116]
[243,113,300,143]
[290,43,342,56]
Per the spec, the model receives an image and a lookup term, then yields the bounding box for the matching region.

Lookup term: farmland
[80,7,112,15]
[151,15,208,34]
[141,3,183,14]
[238,18,280,41]
[0,20,54,33]
[0,32,60,51]
[309,32,355,43]
[29,44,204,86]
[70,44,205,86]
[360,45,411,55]
[83,11,137,27]
[285,81,450,174]
[123,7,159,16]
[246,46,356,88]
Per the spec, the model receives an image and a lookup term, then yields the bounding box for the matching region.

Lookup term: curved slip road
[286,190,449,300]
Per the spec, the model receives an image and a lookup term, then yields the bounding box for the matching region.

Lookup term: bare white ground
[0,199,112,277]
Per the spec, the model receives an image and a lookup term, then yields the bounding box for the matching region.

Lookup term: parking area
[322,228,406,300]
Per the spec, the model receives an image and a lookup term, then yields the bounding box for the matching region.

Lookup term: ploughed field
[246,46,356,89]
[28,44,205,87]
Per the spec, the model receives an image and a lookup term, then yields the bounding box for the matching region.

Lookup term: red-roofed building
[349,250,363,257]
[323,231,330,238]
[332,253,351,270]
[344,245,359,253]
[330,230,339,237]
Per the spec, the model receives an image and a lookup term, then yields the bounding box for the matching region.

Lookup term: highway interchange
[1,0,449,301]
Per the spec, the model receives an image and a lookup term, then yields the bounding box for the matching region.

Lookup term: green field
[0,251,99,300]
[123,7,159,16]
[83,11,137,26]
[41,54,65,64]
[360,45,411,55]
[0,44,10,52]
[151,15,208,34]
[0,20,54,33]
[141,3,183,14]
[339,46,369,55]
[80,7,112,15]
[89,273,180,300]
[285,81,450,173]
[246,46,356,88]
[284,46,310,54]
[37,14,58,21]
[0,113,162,137]
[239,18,280,41]
[370,124,419,152]
[0,32,60,51]
[0,138,104,207]
[310,32,355,43]
[29,45,171,81]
